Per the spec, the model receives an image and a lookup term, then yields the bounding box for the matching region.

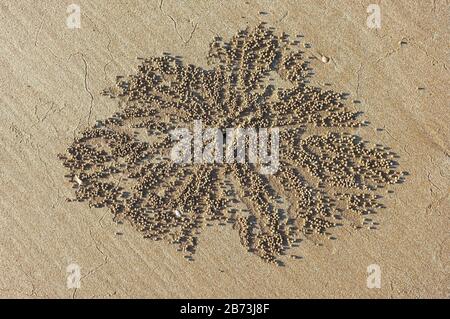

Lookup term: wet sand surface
[0,0,448,298]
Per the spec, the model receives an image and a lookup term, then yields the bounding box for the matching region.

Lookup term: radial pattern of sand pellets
[59,24,405,264]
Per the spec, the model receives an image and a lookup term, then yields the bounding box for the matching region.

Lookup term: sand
[0,0,449,298]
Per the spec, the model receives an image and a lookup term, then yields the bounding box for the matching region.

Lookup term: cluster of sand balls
[59,23,404,264]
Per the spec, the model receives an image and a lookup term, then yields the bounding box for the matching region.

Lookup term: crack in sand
[159,0,198,45]
[67,52,95,127]
[34,18,44,47]
[355,62,363,98]
[103,37,114,81]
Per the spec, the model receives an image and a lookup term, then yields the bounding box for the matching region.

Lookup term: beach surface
[0,0,448,298]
